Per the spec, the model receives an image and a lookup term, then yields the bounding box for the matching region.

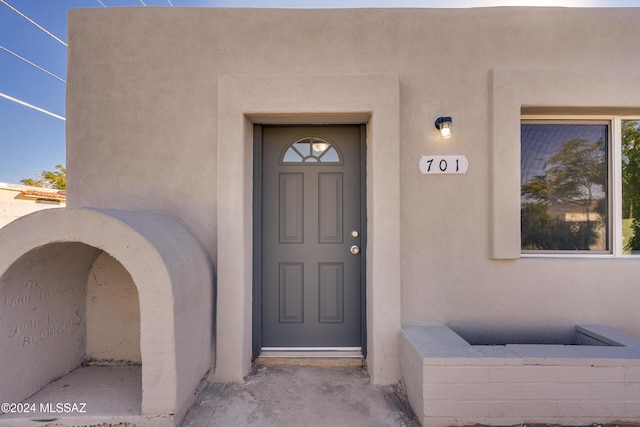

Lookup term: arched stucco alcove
[0,208,213,426]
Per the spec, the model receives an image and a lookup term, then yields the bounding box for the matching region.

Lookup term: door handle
[350,245,360,255]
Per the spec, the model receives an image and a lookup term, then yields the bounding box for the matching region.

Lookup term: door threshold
[260,347,362,358]
[256,348,364,367]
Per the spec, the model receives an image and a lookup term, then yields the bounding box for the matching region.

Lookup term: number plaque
[419,155,468,175]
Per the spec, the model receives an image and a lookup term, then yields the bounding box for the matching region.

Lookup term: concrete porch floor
[180,364,420,427]
[0,363,418,426]
[0,365,141,425]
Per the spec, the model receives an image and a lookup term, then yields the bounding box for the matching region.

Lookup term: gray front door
[260,125,363,349]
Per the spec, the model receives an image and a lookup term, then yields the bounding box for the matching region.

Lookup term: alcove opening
[0,242,142,419]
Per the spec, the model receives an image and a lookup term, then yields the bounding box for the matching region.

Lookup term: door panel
[279,263,304,323]
[261,126,362,348]
[279,174,304,243]
[318,262,344,323]
[318,173,343,243]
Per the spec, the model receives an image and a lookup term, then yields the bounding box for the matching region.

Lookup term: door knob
[350,245,360,255]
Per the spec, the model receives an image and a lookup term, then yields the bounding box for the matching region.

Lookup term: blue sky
[1,0,640,185]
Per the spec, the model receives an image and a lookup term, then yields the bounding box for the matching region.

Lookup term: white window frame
[521,114,639,258]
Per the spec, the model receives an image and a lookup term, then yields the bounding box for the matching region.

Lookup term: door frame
[252,124,367,358]
[215,73,400,384]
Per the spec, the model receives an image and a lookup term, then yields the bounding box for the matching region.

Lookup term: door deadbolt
[351,230,359,238]
[350,245,360,255]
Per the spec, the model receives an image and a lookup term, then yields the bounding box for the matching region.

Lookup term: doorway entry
[253,125,366,355]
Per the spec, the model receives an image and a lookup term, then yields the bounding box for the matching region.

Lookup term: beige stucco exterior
[1,6,640,426]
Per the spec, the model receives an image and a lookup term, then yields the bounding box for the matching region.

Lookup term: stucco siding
[66,7,640,380]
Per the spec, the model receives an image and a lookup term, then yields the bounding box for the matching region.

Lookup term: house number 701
[419,155,469,175]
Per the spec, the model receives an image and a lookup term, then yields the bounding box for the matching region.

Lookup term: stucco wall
[0,242,97,405]
[66,7,640,378]
[86,251,141,363]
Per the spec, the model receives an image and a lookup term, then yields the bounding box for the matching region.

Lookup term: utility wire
[0,45,66,83]
[97,0,107,6]
[0,92,65,121]
[167,0,174,5]
[0,0,67,47]
[139,0,147,5]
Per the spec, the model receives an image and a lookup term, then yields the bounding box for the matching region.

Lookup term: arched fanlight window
[281,136,341,164]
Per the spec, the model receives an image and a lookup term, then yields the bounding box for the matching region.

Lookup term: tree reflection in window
[282,137,341,164]
[521,122,608,252]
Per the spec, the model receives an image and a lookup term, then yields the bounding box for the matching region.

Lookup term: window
[281,136,341,164]
[622,119,640,254]
[521,118,640,255]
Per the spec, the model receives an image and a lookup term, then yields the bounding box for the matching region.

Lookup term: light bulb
[312,141,329,153]
[440,123,451,138]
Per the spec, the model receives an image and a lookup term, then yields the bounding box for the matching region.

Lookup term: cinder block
[422,400,494,418]
[517,382,626,401]
[490,365,625,385]
[489,366,559,383]
[583,383,627,401]
[491,400,560,418]
[421,416,459,427]
[423,383,497,401]
[625,366,640,383]
[625,383,640,399]
[401,353,424,421]
[624,400,640,417]
[554,400,626,417]
[423,365,490,384]
[487,383,530,400]
[555,365,625,383]
[401,353,422,382]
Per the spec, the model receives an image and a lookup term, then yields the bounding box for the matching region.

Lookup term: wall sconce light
[435,116,453,139]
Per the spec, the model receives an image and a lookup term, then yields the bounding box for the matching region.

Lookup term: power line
[139,0,147,5]
[0,92,65,121]
[0,0,67,47]
[97,0,107,6]
[0,45,66,83]
[167,0,174,5]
